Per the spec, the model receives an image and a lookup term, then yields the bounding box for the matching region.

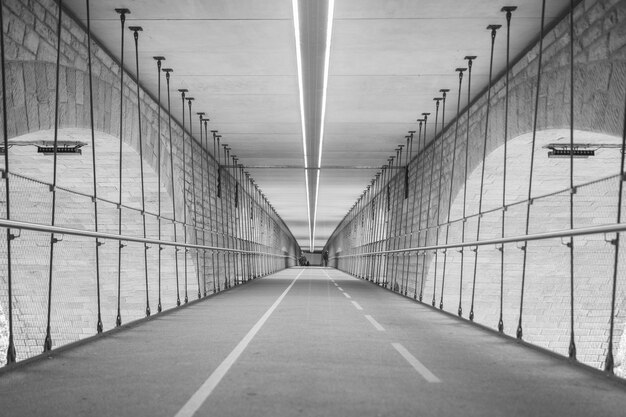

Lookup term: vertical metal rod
[376,166,388,283]
[197,114,208,295]
[567,0,577,360]
[382,156,396,288]
[518,1,545,340]
[401,133,415,294]
[416,115,429,300]
[178,88,189,304]
[85,0,103,335]
[469,24,501,322]
[433,90,449,309]
[498,6,516,333]
[221,144,232,286]
[217,140,232,288]
[441,71,465,310]
[1,0,16,364]
[605,26,626,376]
[153,56,165,313]
[421,99,441,304]
[390,146,404,290]
[44,0,65,350]
[217,136,229,288]
[187,97,201,298]
[404,125,420,297]
[163,67,181,307]
[410,121,424,298]
[459,56,476,317]
[130,26,150,316]
[209,128,220,291]
[114,8,129,328]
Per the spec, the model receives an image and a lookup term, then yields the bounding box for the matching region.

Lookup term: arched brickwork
[327,0,626,374]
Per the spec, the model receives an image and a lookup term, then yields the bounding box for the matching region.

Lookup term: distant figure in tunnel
[322,250,329,267]
[299,253,308,266]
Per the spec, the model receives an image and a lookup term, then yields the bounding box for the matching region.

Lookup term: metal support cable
[130,25,151,317]
[153,56,165,313]
[567,0,577,361]
[459,56,476,317]
[44,0,65,351]
[114,8,130,327]
[85,0,103,335]
[205,122,219,292]
[422,98,441,304]
[163,67,181,307]
[605,28,626,375]
[178,88,189,304]
[518,0,546,341]
[498,6,516,334]
[433,90,449,309]
[411,121,424,298]
[416,115,429,300]
[186,97,201,298]
[470,24,501,322]
[1,0,16,364]
[441,70,466,310]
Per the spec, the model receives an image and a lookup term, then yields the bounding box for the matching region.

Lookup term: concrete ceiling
[64,0,571,252]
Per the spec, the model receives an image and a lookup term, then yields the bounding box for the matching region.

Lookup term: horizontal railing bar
[0,218,291,258]
[334,222,626,258]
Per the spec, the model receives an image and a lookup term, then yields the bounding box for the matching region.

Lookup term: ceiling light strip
[291,0,313,251]
[311,0,335,252]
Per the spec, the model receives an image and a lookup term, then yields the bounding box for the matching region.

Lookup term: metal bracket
[604,233,618,245]
[9,229,20,240]
[560,237,573,248]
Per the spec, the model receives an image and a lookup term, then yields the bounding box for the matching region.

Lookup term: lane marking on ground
[174,269,304,417]
[351,301,363,311]
[364,314,385,331]
[392,343,441,384]
[342,292,352,299]
[337,287,343,291]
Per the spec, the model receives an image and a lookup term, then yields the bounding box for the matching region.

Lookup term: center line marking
[392,343,441,383]
[351,301,363,310]
[364,314,385,331]
[174,269,304,417]
[343,292,351,299]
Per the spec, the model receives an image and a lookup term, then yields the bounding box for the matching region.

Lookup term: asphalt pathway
[1,267,626,416]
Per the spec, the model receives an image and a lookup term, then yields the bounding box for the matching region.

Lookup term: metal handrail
[333,221,625,258]
[0,218,292,258]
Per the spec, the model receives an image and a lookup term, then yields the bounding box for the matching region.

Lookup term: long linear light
[312,0,335,252]
[291,0,312,251]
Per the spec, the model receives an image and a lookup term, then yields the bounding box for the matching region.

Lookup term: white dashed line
[364,315,385,331]
[351,301,363,311]
[337,287,343,291]
[342,292,352,299]
[392,343,441,384]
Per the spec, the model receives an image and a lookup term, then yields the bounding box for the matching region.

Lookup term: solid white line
[364,314,385,331]
[392,343,441,384]
[351,301,363,311]
[342,292,352,299]
[174,270,304,417]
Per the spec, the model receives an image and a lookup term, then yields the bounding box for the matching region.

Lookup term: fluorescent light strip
[311,0,335,252]
[291,0,313,251]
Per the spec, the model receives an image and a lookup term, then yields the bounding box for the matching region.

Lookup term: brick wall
[327,0,626,375]
[0,0,299,365]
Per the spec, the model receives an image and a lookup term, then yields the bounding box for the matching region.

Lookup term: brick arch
[421,128,626,374]
[0,128,197,364]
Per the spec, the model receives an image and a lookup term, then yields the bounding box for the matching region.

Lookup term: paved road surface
[1,267,626,416]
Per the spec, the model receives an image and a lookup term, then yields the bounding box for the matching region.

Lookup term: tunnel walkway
[1,267,626,417]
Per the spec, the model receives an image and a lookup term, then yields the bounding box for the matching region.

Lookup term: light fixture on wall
[36,141,85,155]
[545,143,596,158]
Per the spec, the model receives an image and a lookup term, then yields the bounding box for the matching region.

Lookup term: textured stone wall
[327,0,626,375]
[0,0,299,365]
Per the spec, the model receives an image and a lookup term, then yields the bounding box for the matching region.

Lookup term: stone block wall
[0,0,299,365]
[327,0,626,375]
